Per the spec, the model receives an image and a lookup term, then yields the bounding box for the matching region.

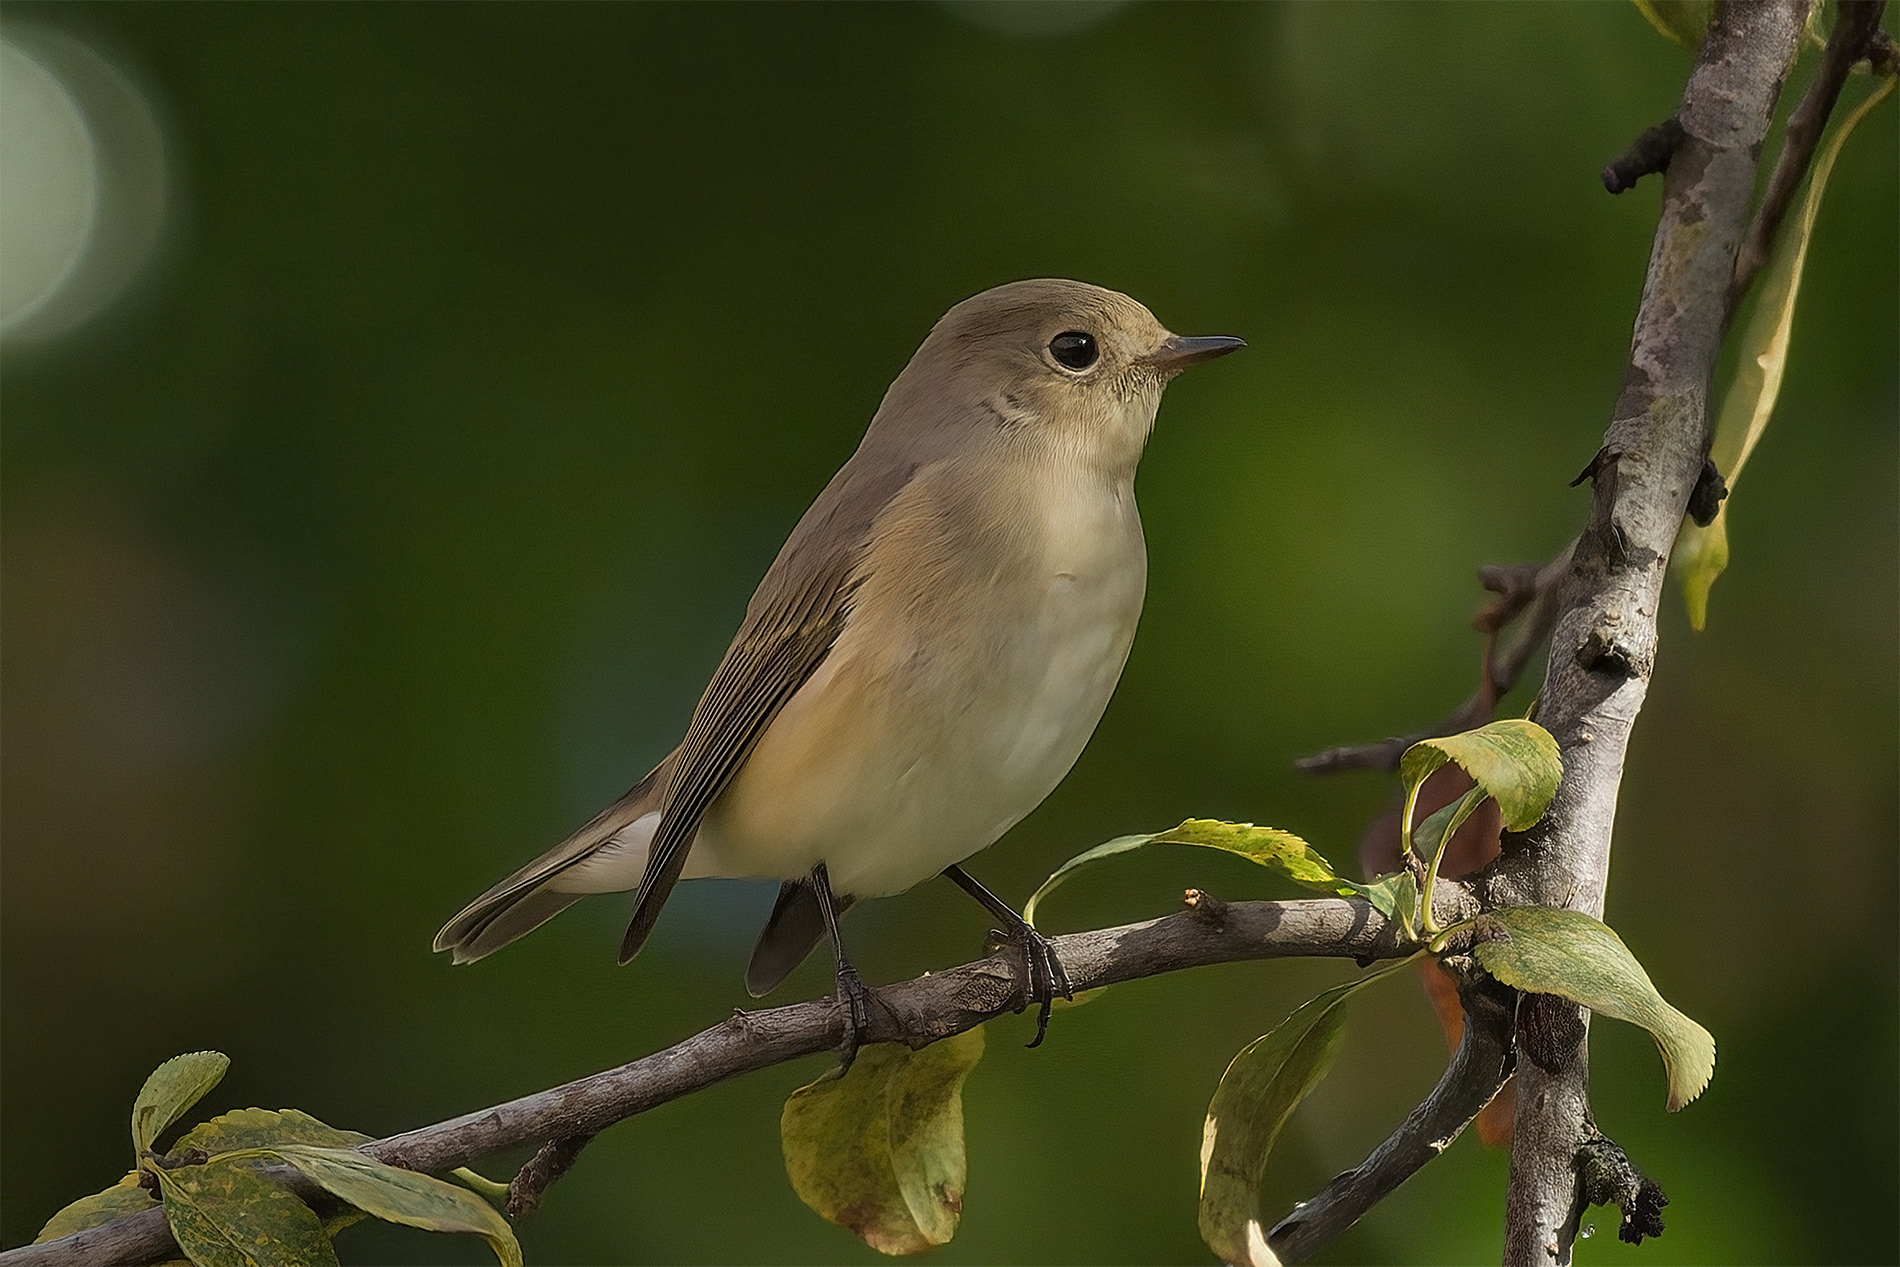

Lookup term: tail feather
[745,877,853,997]
[434,763,666,962]
[447,888,586,964]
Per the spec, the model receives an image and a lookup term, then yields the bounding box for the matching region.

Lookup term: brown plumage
[435,279,1243,1057]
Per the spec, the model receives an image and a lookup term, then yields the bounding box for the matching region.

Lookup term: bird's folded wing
[616,451,925,964]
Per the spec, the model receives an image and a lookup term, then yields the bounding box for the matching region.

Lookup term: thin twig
[1871,27,1900,75]
[1574,1137,1668,1245]
[4,887,1478,1267]
[1732,0,1888,303]
[1268,967,1517,1263]
[1601,117,1685,193]
[1296,543,1571,776]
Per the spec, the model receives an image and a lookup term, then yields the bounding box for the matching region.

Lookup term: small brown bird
[435,279,1243,1060]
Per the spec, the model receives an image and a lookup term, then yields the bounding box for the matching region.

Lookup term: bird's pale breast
[694,456,1146,895]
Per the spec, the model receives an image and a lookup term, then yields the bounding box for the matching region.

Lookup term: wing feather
[614,450,922,964]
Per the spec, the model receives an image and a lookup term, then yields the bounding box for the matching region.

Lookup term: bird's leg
[810,862,871,1069]
[941,864,1073,1047]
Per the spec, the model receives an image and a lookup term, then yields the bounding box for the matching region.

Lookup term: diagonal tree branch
[1478,4,1810,1265]
[1268,964,1518,1263]
[4,886,1477,1267]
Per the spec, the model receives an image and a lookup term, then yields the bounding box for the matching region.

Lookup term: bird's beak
[1146,334,1247,370]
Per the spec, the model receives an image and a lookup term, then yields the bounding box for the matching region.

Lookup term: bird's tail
[433,765,665,964]
[745,878,854,997]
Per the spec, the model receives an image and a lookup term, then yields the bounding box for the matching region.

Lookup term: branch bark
[5,888,1472,1267]
[1479,4,1810,1264]
[1268,965,1517,1263]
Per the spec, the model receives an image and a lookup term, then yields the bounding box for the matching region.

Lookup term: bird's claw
[1013,925,1073,1048]
[834,963,874,1071]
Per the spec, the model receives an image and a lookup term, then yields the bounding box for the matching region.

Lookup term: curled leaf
[133,1051,231,1156]
[1401,720,1561,841]
[1026,820,1352,928]
[266,1145,522,1267]
[1472,906,1715,1110]
[782,1027,984,1255]
[1199,961,1414,1266]
[1674,514,1730,631]
[1356,869,1418,928]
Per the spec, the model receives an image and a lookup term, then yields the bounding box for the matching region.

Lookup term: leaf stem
[1398,782,1423,867]
[1420,824,1459,937]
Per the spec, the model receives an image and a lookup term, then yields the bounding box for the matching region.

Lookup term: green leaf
[133,1052,231,1156]
[265,1145,522,1267]
[1198,961,1415,1266]
[1472,906,1716,1110]
[167,1109,370,1163]
[1357,869,1418,929]
[1675,73,1897,628]
[1629,0,1714,47]
[34,1174,158,1242]
[149,1157,337,1267]
[1025,820,1352,928]
[1400,720,1561,838]
[782,1026,985,1255]
[1412,785,1489,868]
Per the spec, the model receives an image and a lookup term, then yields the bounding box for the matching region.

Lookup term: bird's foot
[833,962,874,1071]
[987,923,1072,1048]
[945,864,1071,1048]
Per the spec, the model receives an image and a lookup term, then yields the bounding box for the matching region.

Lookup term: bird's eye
[1048,331,1098,371]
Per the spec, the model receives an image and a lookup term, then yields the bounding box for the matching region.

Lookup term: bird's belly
[699,507,1145,896]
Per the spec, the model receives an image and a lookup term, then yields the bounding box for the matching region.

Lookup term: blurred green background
[2,3,1893,1263]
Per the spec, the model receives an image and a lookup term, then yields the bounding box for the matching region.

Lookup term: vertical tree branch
[1480,4,1808,1265]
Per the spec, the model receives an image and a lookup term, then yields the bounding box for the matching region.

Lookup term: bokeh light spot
[0,29,165,342]
[0,38,96,332]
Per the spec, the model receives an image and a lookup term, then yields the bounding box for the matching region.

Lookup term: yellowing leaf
[34,1173,156,1242]
[781,1027,984,1255]
[1025,820,1350,928]
[1674,513,1730,631]
[132,1051,230,1156]
[1675,74,1897,628]
[167,1108,370,1162]
[266,1145,522,1267]
[1400,720,1561,841]
[150,1157,337,1267]
[1199,961,1414,1266]
[1472,907,1716,1110]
